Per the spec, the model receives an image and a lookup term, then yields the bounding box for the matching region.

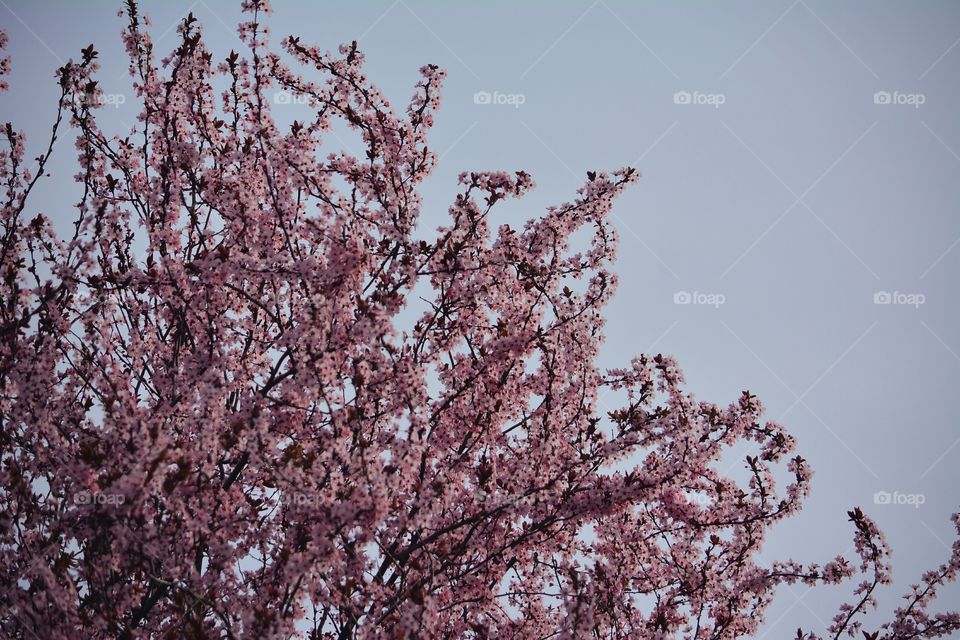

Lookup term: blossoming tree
[1,2,958,638]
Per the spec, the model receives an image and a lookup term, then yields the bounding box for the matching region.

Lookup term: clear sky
[2,0,959,634]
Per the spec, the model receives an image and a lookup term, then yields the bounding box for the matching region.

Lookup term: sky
[2,0,959,635]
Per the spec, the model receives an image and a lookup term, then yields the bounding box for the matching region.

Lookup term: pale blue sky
[2,0,959,634]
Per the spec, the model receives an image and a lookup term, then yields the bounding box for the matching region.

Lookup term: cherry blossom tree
[1,2,958,638]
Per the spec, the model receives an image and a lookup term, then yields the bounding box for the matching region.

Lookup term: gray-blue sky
[2,0,959,634]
